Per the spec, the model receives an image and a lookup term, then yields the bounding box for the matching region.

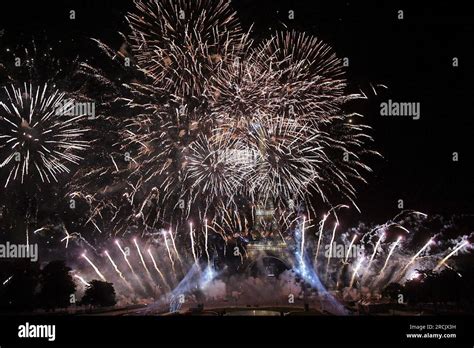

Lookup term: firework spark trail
[189,222,198,265]
[110,154,119,172]
[90,220,103,234]
[163,229,176,273]
[81,253,106,281]
[392,210,427,222]
[434,241,470,271]
[73,274,90,287]
[115,240,150,293]
[399,237,434,278]
[3,275,13,286]
[168,226,182,264]
[134,238,152,278]
[115,240,135,275]
[33,227,46,234]
[204,219,210,267]
[61,224,73,248]
[350,258,364,288]
[300,216,306,264]
[326,222,338,275]
[133,238,150,274]
[344,234,358,264]
[379,236,402,275]
[363,232,385,277]
[315,213,328,263]
[104,250,130,287]
[147,249,171,292]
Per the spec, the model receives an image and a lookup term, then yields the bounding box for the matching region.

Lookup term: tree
[404,277,425,306]
[37,260,76,311]
[382,282,404,302]
[437,269,462,304]
[81,280,117,308]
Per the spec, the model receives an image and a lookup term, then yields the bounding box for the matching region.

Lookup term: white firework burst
[186,133,251,205]
[257,30,351,124]
[207,50,280,122]
[0,83,89,187]
[127,0,246,98]
[243,116,322,205]
[69,0,379,238]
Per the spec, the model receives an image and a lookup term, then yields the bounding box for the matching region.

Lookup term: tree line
[0,259,116,312]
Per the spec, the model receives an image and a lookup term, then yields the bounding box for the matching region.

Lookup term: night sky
[0,0,472,223]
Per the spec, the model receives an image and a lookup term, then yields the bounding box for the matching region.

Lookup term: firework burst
[0,83,89,187]
[186,134,250,205]
[243,115,323,205]
[126,0,245,99]
[69,0,377,244]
